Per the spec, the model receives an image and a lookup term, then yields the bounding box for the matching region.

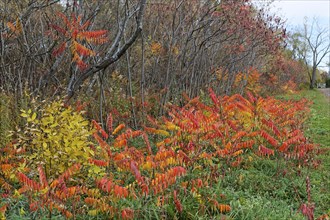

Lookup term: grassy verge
[297,90,329,217]
[278,89,329,147]
[217,89,329,219]
[277,89,330,217]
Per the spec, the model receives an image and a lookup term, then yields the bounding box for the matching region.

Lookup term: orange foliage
[112,124,125,135]
[144,88,315,166]
[2,89,316,219]
[14,164,82,217]
[150,41,163,55]
[50,12,107,69]
[7,18,22,36]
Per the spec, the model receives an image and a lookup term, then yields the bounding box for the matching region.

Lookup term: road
[318,88,330,102]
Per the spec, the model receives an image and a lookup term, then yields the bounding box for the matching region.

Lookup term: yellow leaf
[44,150,51,156]
[9,173,16,180]
[165,122,179,131]
[232,150,243,157]
[43,129,51,133]
[88,209,98,216]
[40,187,49,195]
[142,161,153,170]
[31,112,37,121]
[20,207,25,216]
[156,129,170,136]
[20,113,28,117]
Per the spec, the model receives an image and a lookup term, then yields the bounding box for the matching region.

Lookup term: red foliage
[14,164,82,218]
[173,190,183,213]
[17,172,41,191]
[121,208,134,220]
[258,145,274,157]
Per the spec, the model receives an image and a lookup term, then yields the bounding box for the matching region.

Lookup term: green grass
[214,89,330,219]
[277,89,330,217]
[298,90,330,217]
[278,89,330,148]
[216,157,305,219]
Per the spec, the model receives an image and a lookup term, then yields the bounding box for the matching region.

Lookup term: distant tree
[290,18,330,89]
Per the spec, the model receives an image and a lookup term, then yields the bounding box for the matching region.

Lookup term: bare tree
[66,0,147,98]
[292,18,330,89]
[0,0,287,125]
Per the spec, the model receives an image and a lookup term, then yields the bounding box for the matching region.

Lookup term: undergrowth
[0,89,329,219]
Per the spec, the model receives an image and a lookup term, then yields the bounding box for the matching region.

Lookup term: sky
[253,0,330,71]
[269,0,330,30]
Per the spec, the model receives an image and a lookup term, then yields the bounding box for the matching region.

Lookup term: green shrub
[325,78,330,88]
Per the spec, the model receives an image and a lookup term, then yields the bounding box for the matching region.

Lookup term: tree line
[0,0,328,123]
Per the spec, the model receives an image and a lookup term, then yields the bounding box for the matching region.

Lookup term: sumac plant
[86,89,316,218]
[145,88,316,167]
[86,120,188,218]
[16,164,82,218]
[49,12,108,70]
[0,90,317,219]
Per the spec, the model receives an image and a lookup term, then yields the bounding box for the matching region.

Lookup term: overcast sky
[269,0,330,29]
[253,0,330,70]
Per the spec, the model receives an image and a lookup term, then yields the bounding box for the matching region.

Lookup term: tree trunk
[310,67,317,89]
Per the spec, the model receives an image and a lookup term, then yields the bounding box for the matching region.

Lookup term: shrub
[0,93,12,147]
[14,99,95,179]
[0,90,318,219]
[326,78,330,88]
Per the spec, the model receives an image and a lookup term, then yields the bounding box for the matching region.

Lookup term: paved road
[318,88,330,102]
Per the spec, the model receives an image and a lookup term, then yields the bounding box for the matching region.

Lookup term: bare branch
[67,0,147,98]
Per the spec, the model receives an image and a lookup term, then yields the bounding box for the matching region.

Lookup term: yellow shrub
[16,99,95,179]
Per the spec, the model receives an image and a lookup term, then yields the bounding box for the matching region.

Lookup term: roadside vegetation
[279,89,330,219]
[0,89,329,219]
[1,0,329,219]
